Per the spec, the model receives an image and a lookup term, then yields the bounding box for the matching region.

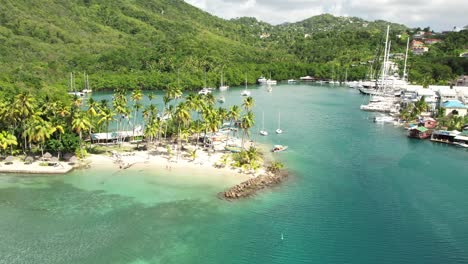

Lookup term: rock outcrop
[220,171,288,200]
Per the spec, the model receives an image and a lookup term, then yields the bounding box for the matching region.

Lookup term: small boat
[299,76,314,81]
[373,116,394,123]
[257,76,267,84]
[265,72,277,85]
[218,96,226,103]
[287,79,296,83]
[267,84,272,93]
[198,88,211,95]
[260,111,268,136]
[454,142,468,148]
[225,145,242,153]
[276,112,283,134]
[272,145,288,153]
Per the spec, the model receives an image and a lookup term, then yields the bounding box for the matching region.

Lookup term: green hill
[0,0,466,95]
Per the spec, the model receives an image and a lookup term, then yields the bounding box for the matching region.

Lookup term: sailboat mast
[278,112,281,129]
[403,37,410,81]
[381,25,390,90]
[262,111,265,130]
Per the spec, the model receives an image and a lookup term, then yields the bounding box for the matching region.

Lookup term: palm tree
[131,88,143,139]
[174,102,191,158]
[72,113,92,158]
[240,111,255,149]
[227,105,241,142]
[267,161,284,175]
[0,131,17,155]
[12,92,36,152]
[98,107,116,144]
[242,96,254,111]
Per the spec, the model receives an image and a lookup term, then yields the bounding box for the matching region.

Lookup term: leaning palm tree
[130,88,143,139]
[72,113,92,158]
[240,111,255,149]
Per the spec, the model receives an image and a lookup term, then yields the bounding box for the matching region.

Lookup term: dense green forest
[0,0,467,96]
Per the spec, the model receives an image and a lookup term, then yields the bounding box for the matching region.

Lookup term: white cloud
[184,0,468,31]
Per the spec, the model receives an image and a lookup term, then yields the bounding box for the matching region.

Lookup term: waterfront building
[442,100,467,117]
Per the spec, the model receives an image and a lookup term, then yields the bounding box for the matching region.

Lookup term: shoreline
[0,142,287,198]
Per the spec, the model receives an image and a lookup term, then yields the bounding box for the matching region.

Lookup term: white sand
[87,143,265,186]
[0,161,73,174]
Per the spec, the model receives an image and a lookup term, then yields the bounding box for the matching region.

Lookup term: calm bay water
[1,83,468,264]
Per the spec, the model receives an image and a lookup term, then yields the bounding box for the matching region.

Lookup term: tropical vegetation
[0,0,466,97]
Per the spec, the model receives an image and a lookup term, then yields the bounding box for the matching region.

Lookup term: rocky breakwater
[221,171,288,199]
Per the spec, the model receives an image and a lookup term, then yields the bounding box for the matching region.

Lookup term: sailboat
[82,73,92,93]
[276,112,283,134]
[67,72,84,97]
[199,70,212,95]
[241,76,251,96]
[266,72,277,85]
[267,83,272,93]
[219,71,229,91]
[260,111,268,136]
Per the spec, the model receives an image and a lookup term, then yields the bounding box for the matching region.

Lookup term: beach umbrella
[25,156,34,164]
[69,156,78,163]
[50,157,59,163]
[43,152,52,159]
[63,153,73,161]
[5,156,14,162]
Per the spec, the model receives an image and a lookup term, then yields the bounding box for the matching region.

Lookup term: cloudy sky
[184,0,467,31]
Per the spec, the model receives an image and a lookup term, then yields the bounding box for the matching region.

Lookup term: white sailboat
[260,111,268,136]
[241,76,251,96]
[219,71,229,91]
[276,112,283,134]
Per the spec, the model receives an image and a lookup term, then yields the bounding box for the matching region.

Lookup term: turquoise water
[1,83,468,264]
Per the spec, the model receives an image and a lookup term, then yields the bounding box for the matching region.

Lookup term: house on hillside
[411,40,428,55]
[438,88,458,103]
[442,100,467,117]
[424,38,442,45]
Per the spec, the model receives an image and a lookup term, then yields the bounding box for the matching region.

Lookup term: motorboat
[287,79,296,83]
[272,145,288,153]
[218,96,226,103]
[299,76,314,81]
[257,76,267,84]
[374,116,394,123]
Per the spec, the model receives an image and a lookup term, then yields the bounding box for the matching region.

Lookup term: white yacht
[257,76,267,84]
[198,88,211,95]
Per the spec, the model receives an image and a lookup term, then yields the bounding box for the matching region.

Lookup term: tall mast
[381,25,390,90]
[403,37,410,82]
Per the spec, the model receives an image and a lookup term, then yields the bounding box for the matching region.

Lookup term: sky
[184,0,467,31]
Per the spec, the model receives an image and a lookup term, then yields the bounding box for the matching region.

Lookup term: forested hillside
[0,0,466,95]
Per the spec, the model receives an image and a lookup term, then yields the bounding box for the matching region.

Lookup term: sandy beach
[0,160,73,174]
[86,143,265,186]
